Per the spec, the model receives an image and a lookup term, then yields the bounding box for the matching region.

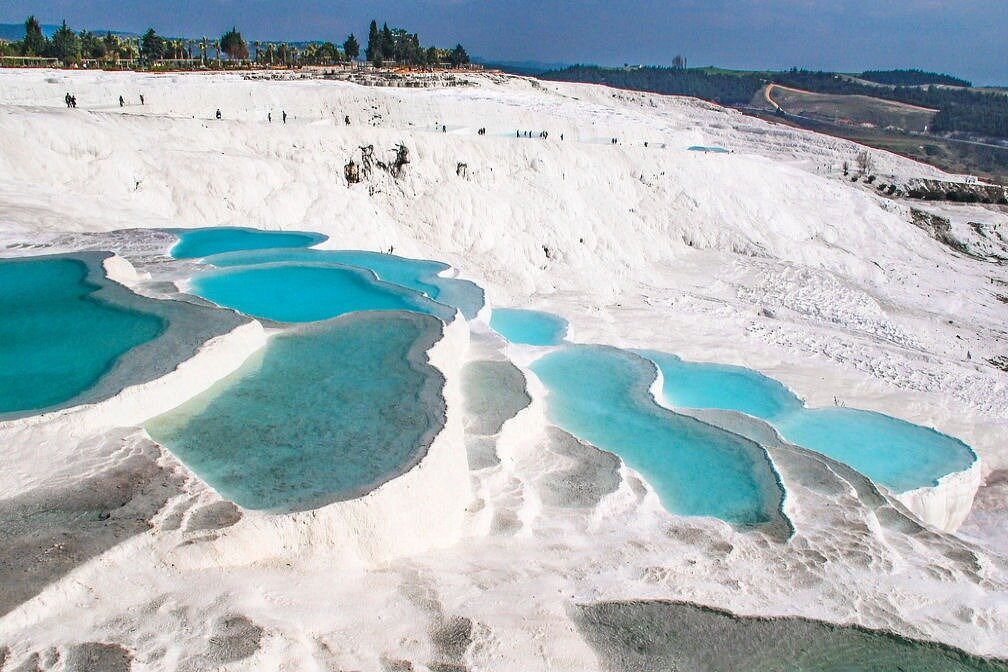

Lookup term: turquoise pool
[0,255,165,415]
[775,408,976,492]
[688,145,730,153]
[531,346,785,526]
[168,227,327,259]
[490,308,568,346]
[639,352,802,421]
[146,312,445,511]
[642,352,976,492]
[204,248,485,319]
[190,261,456,324]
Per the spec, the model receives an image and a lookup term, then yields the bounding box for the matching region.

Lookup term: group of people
[64,92,148,109]
[476,127,487,135]
[517,130,553,139]
[267,111,288,124]
[118,94,144,107]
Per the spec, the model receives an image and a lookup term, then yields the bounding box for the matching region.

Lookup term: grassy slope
[766,85,936,133]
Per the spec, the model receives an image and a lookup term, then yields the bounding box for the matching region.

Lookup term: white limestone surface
[0,68,1006,669]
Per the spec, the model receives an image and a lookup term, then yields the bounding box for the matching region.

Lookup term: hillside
[762,84,937,133]
[544,65,1008,181]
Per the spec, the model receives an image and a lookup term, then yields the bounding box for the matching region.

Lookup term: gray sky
[2,0,1005,84]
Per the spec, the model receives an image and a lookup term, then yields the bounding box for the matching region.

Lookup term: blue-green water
[688,145,730,153]
[0,256,165,414]
[640,352,802,421]
[204,248,485,319]
[531,346,784,526]
[490,308,568,346]
[642,351,976,492]
[145,313,445,511]
[775,408,976,492]
[169,227,327,259]
[190,262,456,324]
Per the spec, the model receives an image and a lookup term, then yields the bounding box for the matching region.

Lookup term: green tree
[220,27,248,60]
[380,23,393,59]
[365,20,380,62]
[318,42,338,64]
[343,34,359,61]
[140,28,165,62]
[49,21,80,65]
[79,30,106,59]
[449,43,469,67]
[23,15,48,57]
[102,31,117,56]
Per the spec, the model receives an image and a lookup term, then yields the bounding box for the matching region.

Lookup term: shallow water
[639,351,801,420]
[775,408,976,492]
[146,312,445,512]
[687,145,730,153]
[205,248,485,319]
[576,600,1008,672]
[189,262,456,324]
[0,256,165,414]
[489,308,568,346]
[531,346,785,526]
[643,351,976,492]
[168,226,327,259]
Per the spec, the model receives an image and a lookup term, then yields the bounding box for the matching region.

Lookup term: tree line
[543,65,765,106]
[0,15,470,70]
[0,16,140,63]
[543,65,1008,139]
[364,20,468,68]
[858,69,972,87]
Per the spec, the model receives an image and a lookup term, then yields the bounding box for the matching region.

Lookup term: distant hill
[858,69,972,88]
[544,65,766,106]
[0,22,138,42]
[764,85,937,133]
[474,58,570,76]
[0,22,59,41]
[543,65,1008,139]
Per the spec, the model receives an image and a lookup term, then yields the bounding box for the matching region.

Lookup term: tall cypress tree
[365,20,380,62]
[381,23,393,60]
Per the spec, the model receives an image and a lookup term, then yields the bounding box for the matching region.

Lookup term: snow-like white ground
[0,68,1006,670]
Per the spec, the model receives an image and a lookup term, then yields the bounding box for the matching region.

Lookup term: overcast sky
[2,0,1005,84]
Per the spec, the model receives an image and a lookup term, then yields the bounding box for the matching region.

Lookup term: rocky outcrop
[903,178,1008,205]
